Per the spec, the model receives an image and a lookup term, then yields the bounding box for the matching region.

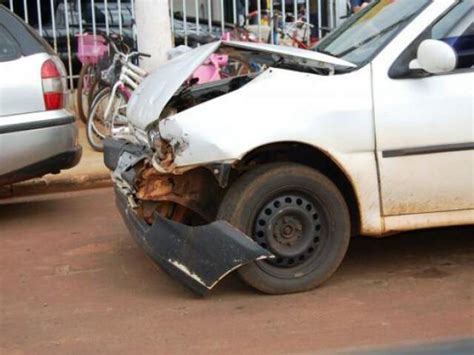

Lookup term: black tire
[76,63,96,123]
[217,163,351,294]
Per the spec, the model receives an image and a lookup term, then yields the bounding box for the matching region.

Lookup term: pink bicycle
[76,33,109,123]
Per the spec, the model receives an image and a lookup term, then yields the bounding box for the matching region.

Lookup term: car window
[430,0,473,69]
[0,25,20,62]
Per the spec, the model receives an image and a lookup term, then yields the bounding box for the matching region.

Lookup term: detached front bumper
[105,138,271,295]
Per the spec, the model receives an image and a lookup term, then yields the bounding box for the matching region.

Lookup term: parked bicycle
[279,19,316,49]
[86,37,149,151]
[75,33,108,123]
[76,31,130,123]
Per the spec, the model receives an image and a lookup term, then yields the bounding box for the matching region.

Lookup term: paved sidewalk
[0,121,111,202]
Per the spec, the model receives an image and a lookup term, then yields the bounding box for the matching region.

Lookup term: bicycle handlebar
[126,51,151,59]
[101,33,151,59]
[91,29,130,56]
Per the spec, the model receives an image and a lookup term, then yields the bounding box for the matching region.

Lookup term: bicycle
[279,18,316,49]
[86,38,149,151]
[76,32,131,124]
[75,33,108,123]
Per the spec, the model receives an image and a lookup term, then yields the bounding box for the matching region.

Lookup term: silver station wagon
[0,6,81,187]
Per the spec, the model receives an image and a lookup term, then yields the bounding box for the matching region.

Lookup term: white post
[134,0,173,71]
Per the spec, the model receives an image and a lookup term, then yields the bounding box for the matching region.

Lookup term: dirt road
[1,188,472,354]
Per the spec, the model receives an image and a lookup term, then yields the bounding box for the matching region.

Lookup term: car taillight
[41,59,64,110]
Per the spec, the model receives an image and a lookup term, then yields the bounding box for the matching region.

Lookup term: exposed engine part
[166,73,257,114]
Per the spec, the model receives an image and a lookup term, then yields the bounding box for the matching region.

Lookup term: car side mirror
[409,39,457,75]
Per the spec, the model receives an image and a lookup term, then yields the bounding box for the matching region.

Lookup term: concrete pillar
[134,0,173,71]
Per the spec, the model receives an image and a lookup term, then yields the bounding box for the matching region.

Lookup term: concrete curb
[0,172,111,202]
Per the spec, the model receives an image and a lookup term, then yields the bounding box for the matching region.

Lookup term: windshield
[316,0,431,66]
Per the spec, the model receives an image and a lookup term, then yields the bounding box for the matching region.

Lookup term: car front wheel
[218,163,351,294]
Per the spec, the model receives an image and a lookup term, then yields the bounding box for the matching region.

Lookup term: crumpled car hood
[127,41,220,132]
[127,41,356,131]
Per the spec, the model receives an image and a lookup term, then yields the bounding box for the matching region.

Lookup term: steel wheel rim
[253,191,328,273]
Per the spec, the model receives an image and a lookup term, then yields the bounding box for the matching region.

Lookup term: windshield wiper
[333,15,414,58]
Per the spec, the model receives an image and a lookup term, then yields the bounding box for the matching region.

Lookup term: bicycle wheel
[87,87,128,152]
[86,78,103,113]
[76,63,97,123]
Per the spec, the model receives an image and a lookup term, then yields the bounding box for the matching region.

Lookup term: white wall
[135,0,173,71]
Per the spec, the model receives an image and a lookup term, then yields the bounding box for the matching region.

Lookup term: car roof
[0,5,53,56]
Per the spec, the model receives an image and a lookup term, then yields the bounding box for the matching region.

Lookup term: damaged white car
[104,0,474,295]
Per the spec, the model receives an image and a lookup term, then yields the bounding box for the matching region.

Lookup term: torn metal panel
[115,188,273,295]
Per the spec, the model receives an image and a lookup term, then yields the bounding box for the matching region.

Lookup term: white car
[104,0,473,295]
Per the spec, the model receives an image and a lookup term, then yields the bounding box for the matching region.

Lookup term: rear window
[0,25,20,62]
[0,6,54,56]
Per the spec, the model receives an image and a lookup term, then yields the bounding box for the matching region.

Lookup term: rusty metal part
[151,138,176,173]
[160,152,175,170]
[136,168,174,200]
[135,167,222,222]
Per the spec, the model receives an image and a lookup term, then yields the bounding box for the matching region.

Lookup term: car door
[373,0,474,216]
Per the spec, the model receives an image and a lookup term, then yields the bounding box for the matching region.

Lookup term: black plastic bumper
[107,136,272,295]
[0,146,82,186]
[115,187,272,295]
[103,137,148,171]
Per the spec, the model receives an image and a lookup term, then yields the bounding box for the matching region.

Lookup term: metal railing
[5,0,354,88]
[169,0,352,47]
[6,0,137,89]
